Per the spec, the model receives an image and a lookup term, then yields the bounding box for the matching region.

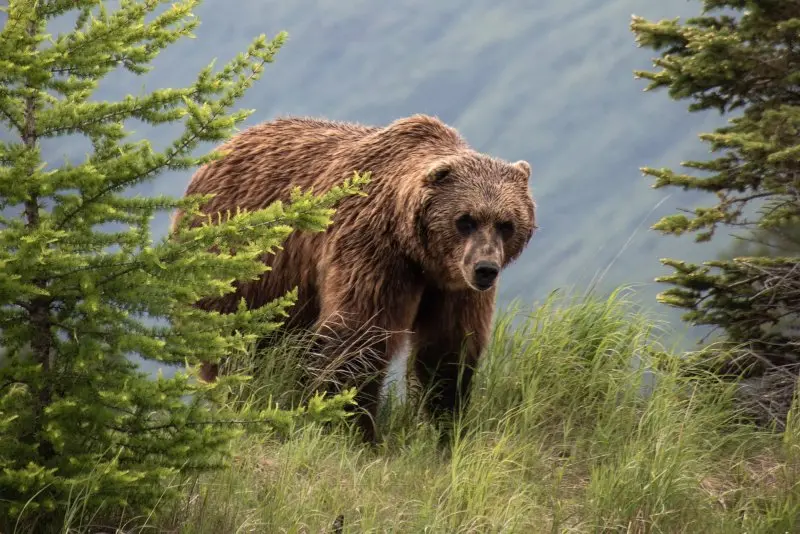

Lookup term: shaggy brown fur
[171,114,537,442]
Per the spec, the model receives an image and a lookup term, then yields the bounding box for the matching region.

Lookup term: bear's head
[414,152,537,292]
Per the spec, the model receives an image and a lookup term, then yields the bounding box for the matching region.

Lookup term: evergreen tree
[630,2,800,380]
[0,0,363,530]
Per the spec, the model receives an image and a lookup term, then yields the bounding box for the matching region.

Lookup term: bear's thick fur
[171,114,537,442]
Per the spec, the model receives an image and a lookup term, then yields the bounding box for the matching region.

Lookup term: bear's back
[185,117,377,216]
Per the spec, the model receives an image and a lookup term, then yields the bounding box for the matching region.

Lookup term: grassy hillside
[51,291,800,534]
[4,3,798,533]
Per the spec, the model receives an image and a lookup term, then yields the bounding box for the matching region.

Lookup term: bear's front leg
[412,286,494,442]
[312,259,423,444]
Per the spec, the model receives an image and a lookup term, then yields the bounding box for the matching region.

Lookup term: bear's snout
[473,260,500,291]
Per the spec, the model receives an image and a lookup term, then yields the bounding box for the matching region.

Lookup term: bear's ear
[511,160,531,181]
[425,160,454,185]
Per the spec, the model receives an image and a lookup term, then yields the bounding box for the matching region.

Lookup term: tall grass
[57,289,800,533]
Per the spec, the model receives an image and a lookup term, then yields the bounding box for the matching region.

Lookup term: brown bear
[170,114,537,443]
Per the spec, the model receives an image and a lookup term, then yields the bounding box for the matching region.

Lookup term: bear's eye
[431,167,450,182]
[456,214,478,235]
[497,221,514,240]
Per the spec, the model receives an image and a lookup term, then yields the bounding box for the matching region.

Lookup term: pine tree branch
[0,107,22,132]
[37,0,99,19]
[46,0,197,82]
[50,55,148,77]
[45,196,337,288]
[0,91,23,131]
[53,0,159,62]
[0,0,30,41]
[54,51,270,230]
[37,90,197,137]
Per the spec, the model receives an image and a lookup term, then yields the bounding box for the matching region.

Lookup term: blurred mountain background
[18,0,734,348]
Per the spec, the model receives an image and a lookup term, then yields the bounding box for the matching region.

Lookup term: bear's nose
[473,261,500,290]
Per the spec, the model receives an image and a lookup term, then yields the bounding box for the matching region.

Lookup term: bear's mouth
[474,280,495,291]
[462,274,498,292]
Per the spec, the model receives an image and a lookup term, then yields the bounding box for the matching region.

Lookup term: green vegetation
[2,0,799,532]
[0,1,361,531]
[630,0,800,432]
[36,291,800,533]
[631,3,800,373]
